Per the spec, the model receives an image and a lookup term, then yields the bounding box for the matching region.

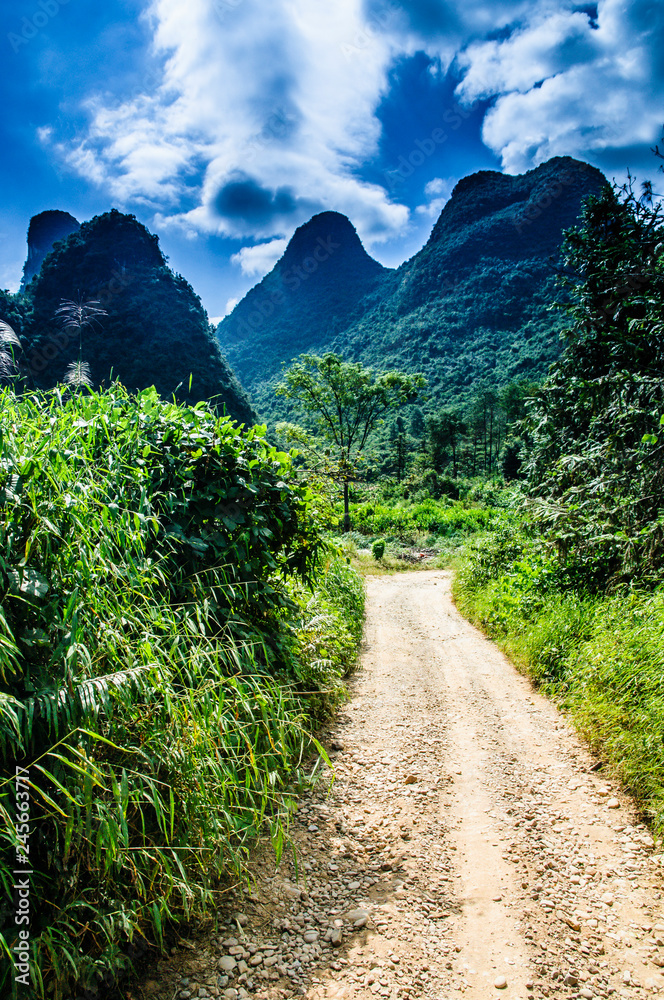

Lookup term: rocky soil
[137,570,664,1000]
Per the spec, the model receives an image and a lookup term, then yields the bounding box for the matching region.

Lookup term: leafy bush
[349,498,497,541]
[0,384,361,997]
[287,555,365,714]
[522,183,664,588]
[371,539,386,561]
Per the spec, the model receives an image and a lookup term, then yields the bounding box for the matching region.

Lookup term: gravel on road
[139,570,664,1000]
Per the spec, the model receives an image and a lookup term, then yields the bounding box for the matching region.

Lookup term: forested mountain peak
[386,156,606,318]
[218,157,607,418]
[216,210,389,389]
[17,209,255,423]
[20,209,80,292]
[279,210,386,277]
[425,156,605,257]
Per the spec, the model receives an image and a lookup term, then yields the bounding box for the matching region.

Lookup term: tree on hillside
[427,410,466,478]
[389,416,409,482]
[523,177,664,584]
[276,353,425,530]
[409,406,427,451]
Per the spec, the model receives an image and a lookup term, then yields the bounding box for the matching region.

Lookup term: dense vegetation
[218,156,606,421]
[349,497,497,539]
[364,376,537,488]
[2,210,254,423]
[522,183,664,585]
[454,176,664,825]
[3,147,662,996]
[19,211,80,292]
[216,212,387,412]
[0,385,364,998]
[276,353,425,530]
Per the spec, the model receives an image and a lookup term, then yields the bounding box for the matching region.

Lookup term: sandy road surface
[149,571,664,1000]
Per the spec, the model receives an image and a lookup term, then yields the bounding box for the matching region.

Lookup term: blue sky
[1,0,662,320]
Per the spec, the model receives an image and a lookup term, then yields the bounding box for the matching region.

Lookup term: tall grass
[0,385,363,997]
[454,525,664,830]
[349,498,498,542]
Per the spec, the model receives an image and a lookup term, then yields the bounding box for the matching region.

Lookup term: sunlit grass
[454,529,664,832]
[0,384,364,997]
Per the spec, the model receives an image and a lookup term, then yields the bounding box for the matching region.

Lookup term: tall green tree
[523,179,664,583]
[389,416,410,482]
[276,353,425,529]
[426,410,466,478]
[409,406,427,452]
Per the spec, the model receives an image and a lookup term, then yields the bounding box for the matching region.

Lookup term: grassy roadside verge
[0,385,364,998]
[453,523,664,832]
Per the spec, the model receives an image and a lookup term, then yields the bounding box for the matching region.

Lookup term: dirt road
[154,571,664,1000]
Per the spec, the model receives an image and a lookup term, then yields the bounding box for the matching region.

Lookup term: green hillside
[217,157,606,420]
[217,210,389,401]
[6,210,255,424]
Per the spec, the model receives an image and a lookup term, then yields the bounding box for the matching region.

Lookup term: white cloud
[455,10,597,100]
[424,177,447,196]
[46,0,409,247]
[455,0,664,173]
[41,0,663,253]
[415,176,455,217]
[231,238,289,277]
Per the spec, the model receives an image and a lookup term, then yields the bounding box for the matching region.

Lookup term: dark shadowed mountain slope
[336,157,606,407]
[216,211,390,403]
[218,157,606,418]
[21,210,255,423]
[19,210,80,293]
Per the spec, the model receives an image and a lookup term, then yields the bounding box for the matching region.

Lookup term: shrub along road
[144,571,664,1000]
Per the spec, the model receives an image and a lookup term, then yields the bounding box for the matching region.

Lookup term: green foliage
[0,384,361,997]
[219,157,605,422]
[276,353,425,528]
[426,409,466,476]
[371,539,385,561]
[455,522,664,828]
[286,555,365,713]
[523,180,664,587]
[0,289,28,339]
[20,210,254,423]
[349,498,497,542]
[360,375,537,488]
[277,354,425,457]
[452,157,664,833]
